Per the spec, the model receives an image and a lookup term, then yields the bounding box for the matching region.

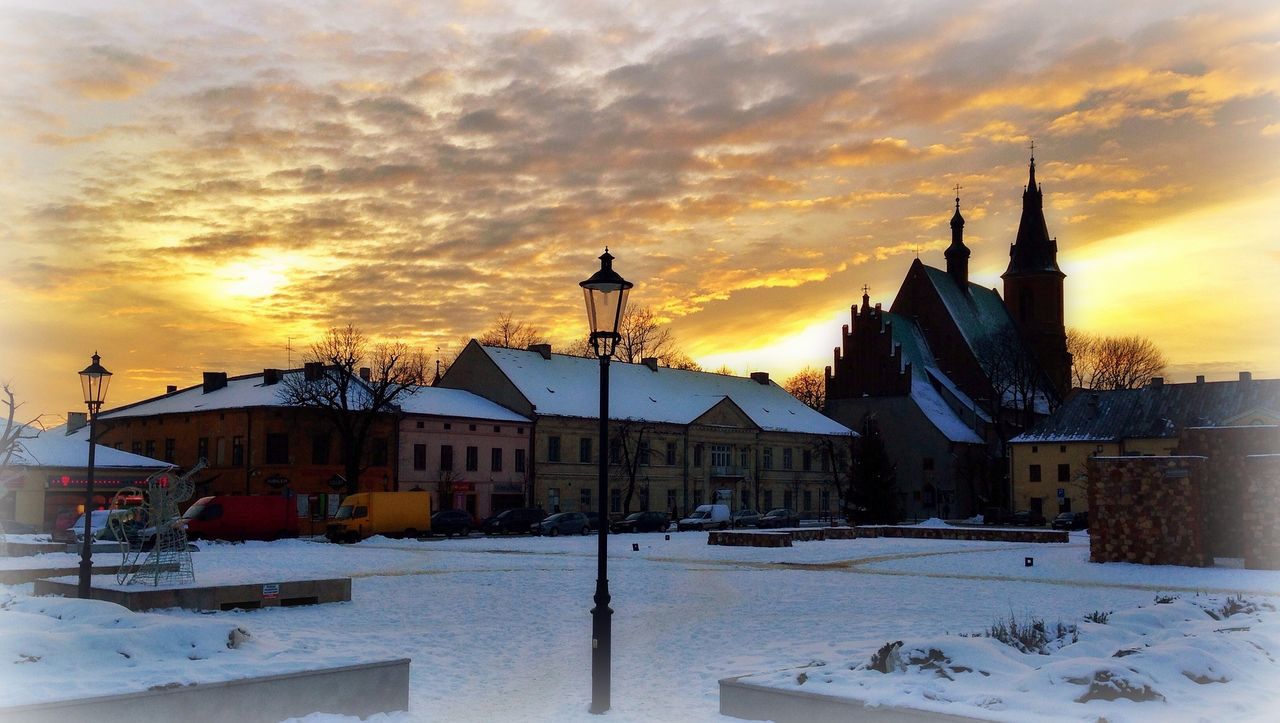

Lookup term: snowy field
[3,530,1280,722]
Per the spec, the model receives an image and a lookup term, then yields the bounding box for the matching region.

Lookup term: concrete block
[720,674,990,723]
[34,577,351,611]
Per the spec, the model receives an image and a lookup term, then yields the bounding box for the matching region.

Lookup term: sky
[1,0,1277,420]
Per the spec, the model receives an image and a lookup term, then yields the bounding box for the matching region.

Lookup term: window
[1058,463,1070,482]
[547,487,559,511]
[666,488,677,511]
[784,490,793,509]
[518,427,524,434]
[514,448,526,473]
[469,424,477,432]
[370,437,388,466]
[312,434,330,465]
[493,426,501,433]
[803,490,812,512]
[164,438,176,463]
[923,457,935,471]
[1031,446,1039,453]
[1029,464,1042,482]
[145,440,156,458]
[465,446,479,472]
[782,448,793,470]
[763,490,773,509]
[693,444,703,467]
[741,489,749,507]
[413,444,427,471]
[580,487,591,508]
[763,447,773,469]
[231,437,244,466]
[491,448,503,472]
[820,490,830,512]
[132,441,142,455]
[444,423,452,430]
[1059,445,1067,453]
[265,433,289,464]
[665,441,676,466]
[1030,497,1043,514]
[548,436,561,463]
[609,437,622,464]
[820,453,829,473]
[610,488,621,513]
[802,450,812,471]
[711,444,730,467]
[416,421,424,429]
[580,438,592,463]
[440,445,454,471]
[638,441,650,466]
[197,437,209,462]
[739,448,748,467]
[216,438,226,465]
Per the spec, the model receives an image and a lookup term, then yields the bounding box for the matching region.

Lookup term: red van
[182,495,299,542]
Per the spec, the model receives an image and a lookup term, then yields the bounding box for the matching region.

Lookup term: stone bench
[857,526,1068,543]
[35,577,352,611]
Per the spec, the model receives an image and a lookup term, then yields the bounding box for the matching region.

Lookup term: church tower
[1001,153,1071,397]
[944,189,969,289]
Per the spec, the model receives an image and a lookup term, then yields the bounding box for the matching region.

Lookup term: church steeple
[944,185,970,289]
[1003,150,1061,279]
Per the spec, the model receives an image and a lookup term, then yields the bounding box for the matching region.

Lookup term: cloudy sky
[2,0,1277,418]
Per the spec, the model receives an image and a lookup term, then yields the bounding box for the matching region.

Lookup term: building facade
[441,342,854,520]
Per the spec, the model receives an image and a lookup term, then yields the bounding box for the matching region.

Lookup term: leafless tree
[1,383,44,470]
[1068,329,1168,390]
[809,433,856,520]
[974,326,1045,433]
[784,366,826,411]
[278,326,427,494]
[566,305,702,370]
[609,419,656,515]
[478,312,548,350]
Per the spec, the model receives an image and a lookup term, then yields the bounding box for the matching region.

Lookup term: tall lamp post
[580,248,632,714]
[77,352,112,599]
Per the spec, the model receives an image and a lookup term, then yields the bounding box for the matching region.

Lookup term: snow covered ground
[3,530,1280,722]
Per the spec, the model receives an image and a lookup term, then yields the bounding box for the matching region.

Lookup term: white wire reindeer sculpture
[113,458,206,586]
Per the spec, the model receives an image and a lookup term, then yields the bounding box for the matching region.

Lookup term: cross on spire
[1028,139,1035,160]
[861,284,870,295]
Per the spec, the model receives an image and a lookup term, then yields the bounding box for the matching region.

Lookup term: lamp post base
[590,583,613,714]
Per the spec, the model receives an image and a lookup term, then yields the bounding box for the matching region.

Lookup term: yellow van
[326,491,432,543]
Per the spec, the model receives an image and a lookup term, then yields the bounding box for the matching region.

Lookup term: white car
[65,509,133,544]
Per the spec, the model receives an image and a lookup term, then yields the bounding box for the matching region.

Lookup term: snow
[8,424,169,469]
[479,345,852,435]
[3,533,1279,722]
[396,386,530,423]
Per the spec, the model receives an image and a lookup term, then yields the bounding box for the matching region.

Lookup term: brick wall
[1087,456,1212,567]
[1243,455,1280,569]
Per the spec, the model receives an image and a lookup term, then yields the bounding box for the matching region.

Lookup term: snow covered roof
[476,345,853,436]
[99,371,302,419]
[8,424,169,469]
[398,386,529,423]
[888,314,984,444]
[1011,377,1280,443]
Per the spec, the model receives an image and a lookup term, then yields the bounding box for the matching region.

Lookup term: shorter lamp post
[77,352,112,599]
[580,248,632,714]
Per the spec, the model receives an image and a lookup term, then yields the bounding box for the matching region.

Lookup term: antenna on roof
[286,337,294,369]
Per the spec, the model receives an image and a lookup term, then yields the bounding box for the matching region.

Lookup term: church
[824,155,1071,520]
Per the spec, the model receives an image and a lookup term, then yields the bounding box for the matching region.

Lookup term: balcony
[710,465,748,479]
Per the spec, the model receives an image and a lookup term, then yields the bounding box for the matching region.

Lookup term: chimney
[166,385,178,394]
[202,371,228,394]
[66,412,87,434]
[1149,377,1163,390]
[642,357,658,371]
[1088,393,1100,415]
[262,369,281,385]
[527,343,552,360]
[1196,375,1205,385]
[359,367,371,382]
[1240,371,1252,382]
[750,371,770,385]
[304,362,324,381]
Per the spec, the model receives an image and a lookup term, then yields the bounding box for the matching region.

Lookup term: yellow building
[1010,374,1280,519]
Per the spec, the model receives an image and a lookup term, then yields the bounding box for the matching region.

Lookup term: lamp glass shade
[78,353,112,408]
[579,250,633,353]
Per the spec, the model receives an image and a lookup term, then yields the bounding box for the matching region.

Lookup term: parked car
[731,509,761,528]
[482,507,547,535]
[1051,511,1089,530]
[1008,510,1047,527]
[584,511,601,532]
[677,504,731,531]
[431,509,475,537]
[55,509,132,544]
[757,508,800,529]
[611,511,670,533]
[183,495,299,542]
[532,511,591,536]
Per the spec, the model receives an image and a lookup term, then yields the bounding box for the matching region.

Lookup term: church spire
[945,184,970,289]
[1003,149,1060,279]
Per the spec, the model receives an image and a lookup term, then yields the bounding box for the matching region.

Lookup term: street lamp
[579,248,632,714]
[77,352,112,599]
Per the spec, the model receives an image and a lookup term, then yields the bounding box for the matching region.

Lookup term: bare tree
[784,366,826,411]
[974,326,1045,433]
[1068,329,1168,390]
[566,305,702,370]
[278,326,427,495]
[478,313,548,350]
[1,383,44,470]
[810,433,857,520]
[609,420,656,515]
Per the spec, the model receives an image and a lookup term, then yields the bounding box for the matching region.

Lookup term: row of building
[3,341,852,532]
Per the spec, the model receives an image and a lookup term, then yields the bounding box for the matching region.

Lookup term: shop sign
[46,475,148,490]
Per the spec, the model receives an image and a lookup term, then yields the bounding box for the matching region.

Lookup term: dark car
[431,509,475,537]
[1009,510,1047,527]
[757,508,799,529]
[532,512,591,536]
[482,507,547,535]
[1051,511,1088,531]
[731,509,761,528]
[611,511,670,533]
[584,512,601,531]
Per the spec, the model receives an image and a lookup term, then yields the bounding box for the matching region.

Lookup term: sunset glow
[1,0,1277,418]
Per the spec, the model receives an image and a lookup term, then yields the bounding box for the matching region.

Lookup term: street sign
[1057,487,1065,498]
